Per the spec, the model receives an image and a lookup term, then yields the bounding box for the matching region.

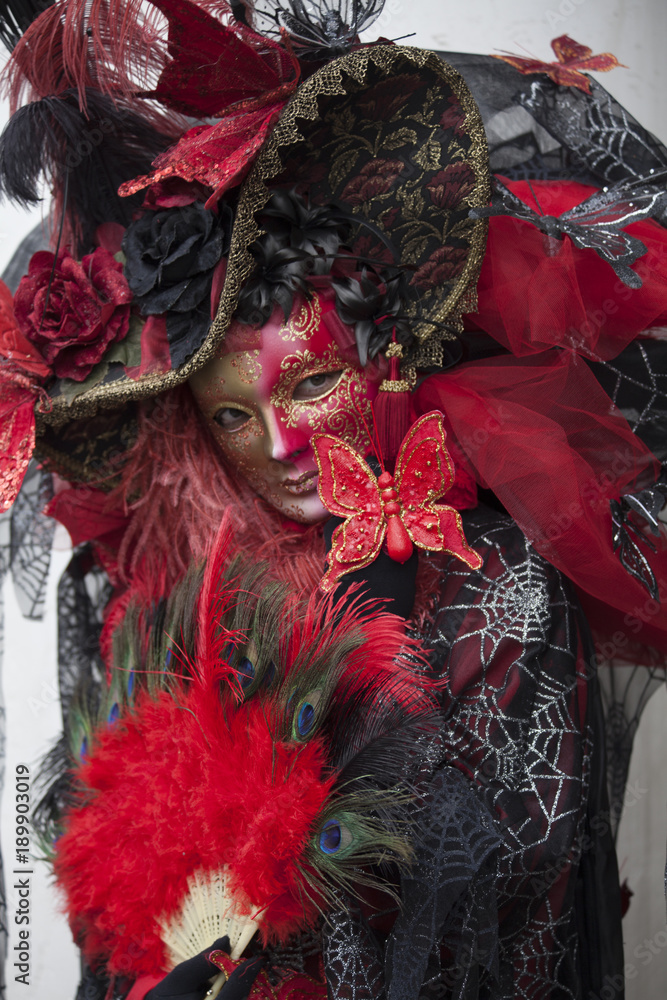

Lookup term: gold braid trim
[378,378,411,392]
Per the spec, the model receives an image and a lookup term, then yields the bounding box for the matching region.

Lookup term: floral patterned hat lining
[33,44,488,431]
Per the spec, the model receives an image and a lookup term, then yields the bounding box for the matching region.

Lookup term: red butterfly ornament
[494,35,625,94]
[313,412,482,593]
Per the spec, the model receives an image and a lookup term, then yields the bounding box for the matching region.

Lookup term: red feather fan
[51,522,436,979]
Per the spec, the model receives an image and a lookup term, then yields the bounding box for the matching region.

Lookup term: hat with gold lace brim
[0,0,488,492]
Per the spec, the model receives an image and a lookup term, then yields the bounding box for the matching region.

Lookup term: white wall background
[0,0,666,997]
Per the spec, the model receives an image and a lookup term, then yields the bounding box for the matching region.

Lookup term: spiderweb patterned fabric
[412,506,623,999]
[320,766,501,1000]
[383,766,500,1000]
[441,52,667,189]
[585,338,667,836]
[301,507,625,999]
[322,898,386,999]
[441,49,667,843]
[517,78,667,188]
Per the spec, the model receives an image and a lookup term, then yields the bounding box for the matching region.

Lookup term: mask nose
[263,410,308,464]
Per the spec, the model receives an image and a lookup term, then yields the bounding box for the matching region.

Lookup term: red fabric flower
[426,163,476,209]
[341,159,405,206]
[410,245,468,289]
[14,247,133,381]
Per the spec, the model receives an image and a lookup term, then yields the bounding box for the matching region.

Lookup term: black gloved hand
[323,515,418,619]
[145,937,231,1000]
[216,955,263,1000]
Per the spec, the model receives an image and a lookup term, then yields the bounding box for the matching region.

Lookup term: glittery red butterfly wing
[551,35,594,64]
[551,34,622,73]
[395,413,482,570]
[313,434,385,593]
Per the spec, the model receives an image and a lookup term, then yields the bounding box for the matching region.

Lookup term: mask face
[189,296,378,523]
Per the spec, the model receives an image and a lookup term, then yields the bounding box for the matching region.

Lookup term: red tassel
[373,341,412,464]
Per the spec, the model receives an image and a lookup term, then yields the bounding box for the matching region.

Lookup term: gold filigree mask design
[189,296,379,524]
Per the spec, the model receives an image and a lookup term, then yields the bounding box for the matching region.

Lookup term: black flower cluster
[234,189,349,326]
[122,201,233,367]
[235,188,414,365]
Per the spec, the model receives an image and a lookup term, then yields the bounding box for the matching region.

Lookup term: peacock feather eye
[298,701,315,735]
[127,670,135,697]
[108,703,119,725]
[318,819,352,855]
[80,737,88,761]
[238,657,255,690]
[293,690,323,739]
[319,819,341,854]
[164,648,172,670]
[263,660,276,688]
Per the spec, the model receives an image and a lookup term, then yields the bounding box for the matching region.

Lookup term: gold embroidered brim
[35,45,489,482]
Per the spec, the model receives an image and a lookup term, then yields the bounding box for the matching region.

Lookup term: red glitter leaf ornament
[118,8,300,206]
[493,35,625,94]
[0,280,50,513]
[313,412,482,593]
[119,102,289,208]
[0,383,38,514]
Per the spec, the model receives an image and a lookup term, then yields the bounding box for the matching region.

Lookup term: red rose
[410,246,468,289]
[426,163,476,209]
[341,159,404,206]
[14,247,133,381]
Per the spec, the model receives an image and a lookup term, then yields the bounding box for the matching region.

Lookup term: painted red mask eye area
[292,370,344,400]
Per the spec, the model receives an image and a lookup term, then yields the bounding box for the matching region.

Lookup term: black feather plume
[0,89,173,255]
[32,732,82,852]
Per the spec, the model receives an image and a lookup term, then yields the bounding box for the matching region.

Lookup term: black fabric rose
[122,202,231,367]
